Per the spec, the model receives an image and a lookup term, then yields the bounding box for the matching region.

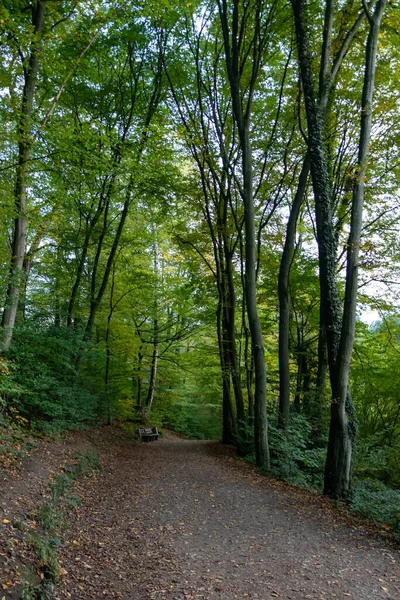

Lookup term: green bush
[349,479,400,531]
[268,414,326,488]
[154,399,222,439]
[354,434,400,487]
[6,325,101,427]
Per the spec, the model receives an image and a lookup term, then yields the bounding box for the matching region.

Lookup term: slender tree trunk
[1,1,46,353]
[85,191,130,338]
[245,327,254,424]
[136,350,143,407]
[292,0,386,497]
[224,245,245,425]
[242,133,269,468]
[240,234,254,425]
[324,0,386,496]
[105,272,116,426]
[217,295,236,444]
[145,319,158,410]
[278,157,309,428]
[218,0,270,469]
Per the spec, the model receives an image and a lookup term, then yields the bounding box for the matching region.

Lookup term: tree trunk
[218,0,270,469]
[224,243,245,426]
[105,273,115,426]
[136,350,143,407]
[278,157,310,428]
[324,0,386,497]
[292,0,386,497]
[242,133,269,469]
[85,191,130,338]
[292,0,348,496]
[217,295,236,444]
[1,1,46,353]
[244,322,254,425]
[279,0,368,432]
[145,319,159,410]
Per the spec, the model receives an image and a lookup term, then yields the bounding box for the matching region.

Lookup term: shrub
[6,325,101,427]
[268,414,326,488]
[349,479,400,532]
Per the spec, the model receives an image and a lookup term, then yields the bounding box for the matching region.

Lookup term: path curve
[55,437,399,600]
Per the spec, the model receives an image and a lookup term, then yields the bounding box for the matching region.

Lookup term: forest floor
[0,426,399,600]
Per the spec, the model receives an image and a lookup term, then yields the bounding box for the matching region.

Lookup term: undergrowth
[237,414,400,539]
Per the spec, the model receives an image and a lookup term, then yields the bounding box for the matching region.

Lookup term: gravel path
[55,437,399,600]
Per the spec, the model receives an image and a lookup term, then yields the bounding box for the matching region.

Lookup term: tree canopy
[1,0,400,518]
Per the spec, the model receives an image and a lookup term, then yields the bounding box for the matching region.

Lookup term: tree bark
[324,0,386,496]
[218,0,270,469]
[292,0,386,497]
[1,1,46,353]
[224,239,246,426]
[278,157,310,428]
[278,0,367,429]
[105,270,116,425]
[217,293,236,444]
[145,319,159,410]
[85,190,130,338]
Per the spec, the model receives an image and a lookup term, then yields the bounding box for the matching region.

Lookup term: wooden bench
[136,427,159,442]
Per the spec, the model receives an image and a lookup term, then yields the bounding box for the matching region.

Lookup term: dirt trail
[54,436,399,600]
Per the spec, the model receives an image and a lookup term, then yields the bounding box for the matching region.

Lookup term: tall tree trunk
[242,135,269,468]
[240,234,254,425]
[85,191,130,338]
[105,270,116,426]
[324,0,386,496]
[224,244,245,425]
[278,157,310,428]
[217,295,236,444]
[136,351,143,407]
[291,0,386,497]
[277,0,367,430]
[218,0,270,469]
[1,1,46,353]
[292,0,349,496]
[145,319,158,410]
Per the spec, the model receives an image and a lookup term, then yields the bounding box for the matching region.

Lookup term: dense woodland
[0,0,399,526]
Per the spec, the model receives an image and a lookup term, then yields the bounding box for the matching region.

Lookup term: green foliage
[7,325,101,427]
[354,434,400,488]
[349,480,400,533]
[154,400,222,440]
[0,0,399,538]
[36,501,62,535]
[268,415,326,488]
[352,318,400,489]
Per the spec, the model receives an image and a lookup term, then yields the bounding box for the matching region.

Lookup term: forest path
[55,435,399,600]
